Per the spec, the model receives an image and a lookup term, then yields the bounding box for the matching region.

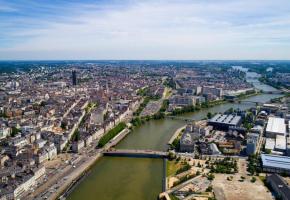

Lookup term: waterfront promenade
[168,125,186,145]
[29,127,132,200]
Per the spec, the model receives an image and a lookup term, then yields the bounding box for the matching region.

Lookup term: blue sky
[0,0,290,60]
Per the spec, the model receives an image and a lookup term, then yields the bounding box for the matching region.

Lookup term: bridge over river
[237,100,264,106]
[103,149,168,159]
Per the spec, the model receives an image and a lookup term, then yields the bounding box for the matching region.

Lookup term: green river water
[67,72,282,200]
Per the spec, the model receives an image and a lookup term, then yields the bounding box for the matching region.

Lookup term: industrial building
[246,133,259,155]
[287,137,290,156]
[266,117,286,138]
[265,138,275,152]
[208,114,242,130]
[266,174,290,200]
[275,135,287,152]
[261,154,290,175]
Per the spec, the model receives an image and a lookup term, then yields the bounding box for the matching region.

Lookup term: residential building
[179,132,194,153]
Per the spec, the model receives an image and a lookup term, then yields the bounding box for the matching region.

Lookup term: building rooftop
[180,133,193,145]
[265,138,275,150]
[209,114,241,126]
[275,135,287,151]
[261,154,290,171]
[266,117,286,136]
[267,174,290,200]
[247,133,259,144]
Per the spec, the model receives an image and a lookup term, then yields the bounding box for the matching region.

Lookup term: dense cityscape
[0,61,289,200]
[1,0,290,200]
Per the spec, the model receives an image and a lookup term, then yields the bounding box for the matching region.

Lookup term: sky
[0,0,290,60]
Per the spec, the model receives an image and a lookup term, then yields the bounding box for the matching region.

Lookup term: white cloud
[0,0,290,59]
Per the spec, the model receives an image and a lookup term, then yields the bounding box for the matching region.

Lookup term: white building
[275,135,287,152]
[45,143,57,160]
[265,138,275,152]
[0,127,10,139]
[202,86,223,98]
[36,150,48,164]
[266,117,286,138]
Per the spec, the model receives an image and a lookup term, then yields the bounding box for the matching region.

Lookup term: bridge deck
[103,149,168,158]
[165,116,194,121]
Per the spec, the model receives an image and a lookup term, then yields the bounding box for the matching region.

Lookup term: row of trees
[98,122,127,147]
[175,163,191,175]
[133,97,151,116]
[170,101,221,116]
[247,154,261,175]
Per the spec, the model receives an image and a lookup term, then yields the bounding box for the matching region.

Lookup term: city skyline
[1,0,290,60]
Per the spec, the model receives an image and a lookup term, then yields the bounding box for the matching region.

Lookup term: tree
[40,101,46,107]
[61,122,67,130]
[251,177,256,183]
[11,127,20,137]
[206,186,213,192]
[207,112,213,119]
[73,130,80,141]
[197,162,202,168]
[264,149,271,154]
[207,173,215,180]
[168,151,176,160]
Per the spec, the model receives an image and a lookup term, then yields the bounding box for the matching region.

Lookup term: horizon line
[1,59,290,62]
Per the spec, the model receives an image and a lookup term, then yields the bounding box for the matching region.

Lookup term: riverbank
[29,125,132,200]
[61,91,277,200]
[52,128,131,200]
[168,125,186,146]
[54,152,103,200]
[64,68,286,200]
[66,92,283,200]
[129,91,262,130]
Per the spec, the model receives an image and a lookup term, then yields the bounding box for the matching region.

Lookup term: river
[67,71,282,200]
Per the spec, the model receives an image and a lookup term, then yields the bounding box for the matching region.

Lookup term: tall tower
[106,82,109,93]
[72,70,77,86]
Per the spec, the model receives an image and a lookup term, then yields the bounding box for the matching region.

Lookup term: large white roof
[265,138,275,150]
[266,117,286,136]
[275,135,286,150]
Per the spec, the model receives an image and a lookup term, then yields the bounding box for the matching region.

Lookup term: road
[165,175,202,194]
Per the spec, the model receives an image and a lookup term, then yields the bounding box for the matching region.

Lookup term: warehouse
[265,138,275,152]
[266,117,286,138]
[267,174,290,200]
[261,154,290,175]
[275,135,286,152]
[208,114,242,130]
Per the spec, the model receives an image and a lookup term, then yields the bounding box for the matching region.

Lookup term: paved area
[212,161,273,200]
[140,100,162,117]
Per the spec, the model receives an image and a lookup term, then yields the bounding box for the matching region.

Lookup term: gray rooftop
[261,154,290,170]
[209,114,241,126]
